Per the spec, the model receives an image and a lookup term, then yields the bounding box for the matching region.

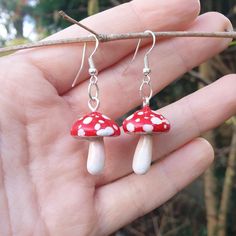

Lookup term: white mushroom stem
[132,134,153,175]
[87,138,105,175]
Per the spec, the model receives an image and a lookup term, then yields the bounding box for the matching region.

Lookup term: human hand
[0,0,235,235]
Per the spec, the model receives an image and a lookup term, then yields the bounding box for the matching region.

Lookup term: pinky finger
[95,137,214,235]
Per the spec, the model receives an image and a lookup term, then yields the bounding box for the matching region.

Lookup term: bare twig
[1,31,236,54]
[212,55,232,75]
[151,212,159,235]
[58,11,99,36]
[188,70,211,86]
[1,11,236,54]
[164,221,190,236]
[200,63,218,236]
[204,166,218,236]
[217,118,236,236]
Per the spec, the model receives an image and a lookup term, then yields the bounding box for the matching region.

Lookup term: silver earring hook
[132,30,156,75]
[123,30,156,76]
[71,34,99,87]
[88,34,99,76]
[87,34,100,112]
[72,42,87,87]
[143,30,156,75]
[133,30,156,107]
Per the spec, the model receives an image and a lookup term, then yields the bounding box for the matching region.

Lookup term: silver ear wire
[86,34,100,112]
[133,30,156,106]
[122,30,156,78]
[131,38,142,63]
[143,30,156,75]
[72,34,100,88]
[71,34,100,112]
[88,34,99,76]
[72,42,87,88]
[131,30,156,76]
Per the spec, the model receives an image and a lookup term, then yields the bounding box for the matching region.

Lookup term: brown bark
[1,30,236,54]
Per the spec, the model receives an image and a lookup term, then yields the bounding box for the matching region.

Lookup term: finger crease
[159,159,181,195]
[184,96,202,137]
[171,39,193,73]
[127,177,147,217]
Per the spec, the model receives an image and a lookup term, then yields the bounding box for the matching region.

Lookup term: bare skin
[0,0,236,235]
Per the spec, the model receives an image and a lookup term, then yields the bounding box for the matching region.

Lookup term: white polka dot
[113,124,118,130]
[135,118,141,122]
[144,117,149,119]
[83,117,93,124]
[95,115,99,118]
[164,124,167,129]
[102,114,111,120]
[151,117,162,125]
[78,129,85,136]
[99,120,105,124]
[143,124,153,132]
[150,114,154,117]
[138,112,144,115]
[79,124,82,129]
[126,114,134,121]
[126,123,135,132]
[96,127,114,136]
[160,115,164,119]
[95,123,101,130]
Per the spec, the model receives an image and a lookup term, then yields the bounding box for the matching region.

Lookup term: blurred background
[0,0,236,235]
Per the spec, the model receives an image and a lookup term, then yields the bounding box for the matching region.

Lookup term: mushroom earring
[123,30,170,175]
[70,35,120,175]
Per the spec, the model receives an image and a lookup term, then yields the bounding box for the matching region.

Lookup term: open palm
[0,0,236,235]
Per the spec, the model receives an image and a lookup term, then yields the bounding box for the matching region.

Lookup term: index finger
[21,0,200,94]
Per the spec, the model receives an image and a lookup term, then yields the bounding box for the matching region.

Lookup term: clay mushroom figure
[71,112,120,175]
[123,106,170,175]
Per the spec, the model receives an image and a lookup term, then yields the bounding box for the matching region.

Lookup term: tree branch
[1,31,236,54]
[200,62,218,236]
[217,118,236,236]
[188,70,211,86]
[1,10,236,54]
[59,11,99,36]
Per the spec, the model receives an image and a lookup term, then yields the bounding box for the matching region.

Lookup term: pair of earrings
[71,31,170,175]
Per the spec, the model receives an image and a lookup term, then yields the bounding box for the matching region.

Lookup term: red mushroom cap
[123,106,170,134]
[71,112,120,138]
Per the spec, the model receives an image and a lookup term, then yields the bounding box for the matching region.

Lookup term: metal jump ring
[88,97,100,112]
[143,74,151,83]
[88,82,99,100]
[139,80,153,106]
[90,75,98,84]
